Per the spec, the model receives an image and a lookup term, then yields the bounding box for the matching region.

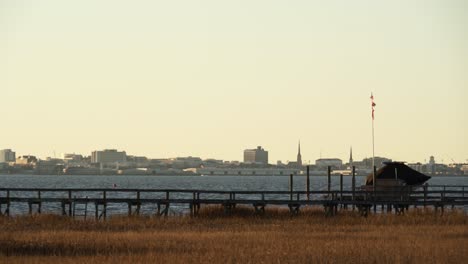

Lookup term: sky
[1,0,467,164]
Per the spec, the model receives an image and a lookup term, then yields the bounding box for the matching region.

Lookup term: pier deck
[0,186,467,219]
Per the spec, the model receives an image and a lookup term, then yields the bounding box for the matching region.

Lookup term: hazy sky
[1,0,467,164]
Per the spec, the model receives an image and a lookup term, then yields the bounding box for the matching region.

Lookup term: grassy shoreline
[1,207,467,263]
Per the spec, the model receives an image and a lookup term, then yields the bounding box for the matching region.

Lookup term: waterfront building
[408,162,423,172]
[172,156,203,169]
[202,158,224,167]
[63,166,100,175]
[243,146,268,165]
[35,159,64,175]
[462,165,468,175]
[315,158,343,169]
[126,156,149,167]
[62,153,86,165]
[197,167,301,176]
[0,149,16,163]
[62,153,83,162]
[361,157,392,168]
[15,155,38,165]
[91,149,126,164]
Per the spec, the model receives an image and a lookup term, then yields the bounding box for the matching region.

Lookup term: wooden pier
[0,185,466,219]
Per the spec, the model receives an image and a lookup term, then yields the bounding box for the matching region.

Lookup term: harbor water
[1,175,467,216]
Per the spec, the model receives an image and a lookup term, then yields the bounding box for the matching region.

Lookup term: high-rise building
[297,141,302,167]
[91,149,127,164]
[0,149,16,163]
[243,146,268,164]
[428,156,436,175]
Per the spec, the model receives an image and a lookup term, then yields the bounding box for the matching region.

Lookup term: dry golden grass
[0,207,466,264]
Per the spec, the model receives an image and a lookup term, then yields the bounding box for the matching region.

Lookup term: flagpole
[372,112,375,189]
[371,93,375,189]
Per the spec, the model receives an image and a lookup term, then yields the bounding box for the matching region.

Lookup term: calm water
[1,175,467,216]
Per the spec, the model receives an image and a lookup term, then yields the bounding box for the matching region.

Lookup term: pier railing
[0,185,467,218]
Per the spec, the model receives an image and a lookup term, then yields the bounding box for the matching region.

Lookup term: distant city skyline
[1,1,467,164]
[4,145,466,177]
[0,146,459,166]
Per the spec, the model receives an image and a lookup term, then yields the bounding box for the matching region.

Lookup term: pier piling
[352,166,356,210]
[340,174,343,208]
[68,190,72,216]
[0,186,467,219]
[306,165,310,201]
[289,174,293,201]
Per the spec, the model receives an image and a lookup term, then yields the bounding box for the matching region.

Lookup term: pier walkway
[0,185,467,219]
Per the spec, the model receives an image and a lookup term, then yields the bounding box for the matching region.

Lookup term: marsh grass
[0,206,466,263]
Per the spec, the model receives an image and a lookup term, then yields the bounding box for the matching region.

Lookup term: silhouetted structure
[297,141,302,167]
[366,162,431,186]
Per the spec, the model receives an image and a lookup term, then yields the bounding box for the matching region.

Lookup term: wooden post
[165,191,170,217]
[84,196,88,220]
[306,165,310,201]
[68,190,72,216]
[95,202,99,220]
[61,201,66,215]
[423,184,427,208]
[352,166,356,210]
[37,191,41,214]
[136,191,141,215]
[339,174,343,206]
[289,174,293,200]
[72,196,76,218]
[6,190,10,216]
[327,166,331,193]
[103,191,107,220]
[190,192,196,217]
[373,166,377,182]
[164,203,169,216]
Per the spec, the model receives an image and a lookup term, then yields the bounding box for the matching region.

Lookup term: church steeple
[297,141,302,167]
[349,146,353,166]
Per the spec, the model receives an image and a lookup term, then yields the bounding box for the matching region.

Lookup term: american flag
[370,93,376,120]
